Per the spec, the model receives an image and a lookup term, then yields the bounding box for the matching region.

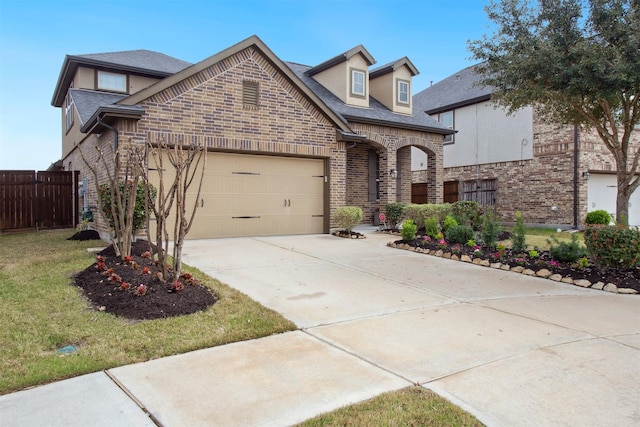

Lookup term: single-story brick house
[411,64,640,227]
[52,35,453,238]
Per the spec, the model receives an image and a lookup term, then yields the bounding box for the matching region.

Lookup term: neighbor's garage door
[587,173,640,226]
[150,152,326,238]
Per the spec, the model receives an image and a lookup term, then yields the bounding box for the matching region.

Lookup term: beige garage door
[150,152,326,238]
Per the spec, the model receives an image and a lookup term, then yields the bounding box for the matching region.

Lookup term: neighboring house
[412,64,640,227]
[51,35,453,239]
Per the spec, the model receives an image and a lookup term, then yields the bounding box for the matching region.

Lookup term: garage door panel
[149,152,325,238]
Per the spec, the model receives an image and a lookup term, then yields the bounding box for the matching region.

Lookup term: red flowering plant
[171,280,184,293]
[134,284,148,297]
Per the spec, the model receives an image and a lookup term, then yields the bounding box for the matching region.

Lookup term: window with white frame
[97,70,127,92]
[64,93,75,131]
[439,111,454,143]
[397,79,409,104]
[351,69,365,97]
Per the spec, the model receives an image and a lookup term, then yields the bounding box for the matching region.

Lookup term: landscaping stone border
[386,241,638,295]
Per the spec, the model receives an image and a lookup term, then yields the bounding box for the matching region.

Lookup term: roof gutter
[342,115,456,135]
[97,117,119,153]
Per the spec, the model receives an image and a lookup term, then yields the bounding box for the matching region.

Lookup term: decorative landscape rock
[573,279,592,287]
[385,236,639,295]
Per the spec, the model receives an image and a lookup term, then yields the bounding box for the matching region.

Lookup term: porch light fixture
[582,171,590,180]
[390,168,398,179]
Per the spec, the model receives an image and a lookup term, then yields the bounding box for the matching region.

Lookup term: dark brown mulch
[395,236,640,293]
[73,241,217,320]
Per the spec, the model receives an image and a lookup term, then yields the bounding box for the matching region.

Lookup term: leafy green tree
[469,0,640,225]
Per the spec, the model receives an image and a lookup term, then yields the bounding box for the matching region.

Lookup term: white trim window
[351,69,365,96]
[97,71,127,92]
[397,80,409,104]
[439,111,454,143]
[64,93,75,131]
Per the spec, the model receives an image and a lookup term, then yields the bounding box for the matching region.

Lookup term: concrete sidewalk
[2,227,639,426]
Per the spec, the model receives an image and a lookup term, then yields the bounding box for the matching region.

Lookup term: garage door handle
[201,199,204,208]
[284,199,291,207]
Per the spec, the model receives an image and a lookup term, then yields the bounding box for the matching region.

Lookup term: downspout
[573,125,579,229]
[97,117,118,153]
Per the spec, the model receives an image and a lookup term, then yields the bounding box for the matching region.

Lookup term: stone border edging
[387,241,638,295]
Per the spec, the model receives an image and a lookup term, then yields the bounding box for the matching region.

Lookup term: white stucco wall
[412,102,534,171]
[443,103,534,168]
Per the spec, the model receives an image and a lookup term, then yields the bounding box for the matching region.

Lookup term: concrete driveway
[2,228,639,426]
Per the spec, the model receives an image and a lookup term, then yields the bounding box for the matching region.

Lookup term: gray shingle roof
[69,89,129,125]
[413,64,493,115]
[287,62,451,134]
[75,50,192,75]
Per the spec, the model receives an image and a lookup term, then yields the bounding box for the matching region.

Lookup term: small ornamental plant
[513,257,527,266]
[438,238,448,250]
[548,260,560,269]
[171,280,185,292]
[96,255,105,263]
[101,268,115,277]
[134,284,148,297]
[577,256,589,269]
[466,239,476,247]
[142,267,151,275]
[451,244,462,255]
[141,251,152,259]
[180,272,199,285]
[96,261,107,272]
[118,282,131,292]
[528,250,540,259]
[108,273,122,284]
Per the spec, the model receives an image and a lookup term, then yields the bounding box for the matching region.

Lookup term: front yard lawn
[0,229,296,394]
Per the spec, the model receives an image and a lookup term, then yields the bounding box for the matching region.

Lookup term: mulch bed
[389,232,640,294]
[73,241,217,320]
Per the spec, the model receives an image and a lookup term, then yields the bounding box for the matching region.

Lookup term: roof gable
[305,45,376,77]
[116,36,351,133]
[369,57,419,79]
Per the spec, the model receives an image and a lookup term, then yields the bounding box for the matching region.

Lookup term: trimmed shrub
[451,201,483,230]
[547,234,587,263]
[585,210,612,225]
[333,206,363,233]
[584,225,640,270]
[401,219,418,241]
[402,203,452,230]
[385,202,406,229]
[481,209,503,248]
[511,211,527,253]
[99,181,156,235]
[443,215,458,232]
[445,225,475,244]
[424,216,440,239]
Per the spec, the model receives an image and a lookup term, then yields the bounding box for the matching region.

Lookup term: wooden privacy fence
[0,170,79,231]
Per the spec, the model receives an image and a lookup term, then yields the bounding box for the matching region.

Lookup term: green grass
[502,227,584,251]
[296,386,484,426]
[0,229,296,394]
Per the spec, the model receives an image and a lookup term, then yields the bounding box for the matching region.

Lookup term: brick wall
[413,109,639,228]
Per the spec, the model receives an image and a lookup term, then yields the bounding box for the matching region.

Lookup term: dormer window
[397,79,410,105]
[351,69,366,97]
[97,70,127,93]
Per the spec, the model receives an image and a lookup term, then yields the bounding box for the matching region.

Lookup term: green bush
[584,225,640,270]
[401,219,418,241]
[585,210,612,225]
[481,209,503,248]
[99,181,156,235]
[385,202,406,228]
[424,216,440,238]
[511,211,527,253]
[443,215,458,232]
[402,204,451,230]
[333,206,363,232]
[547,234,587,263]
[445,225,475,244]
[451,201,483,230]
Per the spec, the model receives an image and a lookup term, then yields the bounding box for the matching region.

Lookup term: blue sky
[0,0,492,170]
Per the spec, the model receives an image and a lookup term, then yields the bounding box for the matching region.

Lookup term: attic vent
[243,80,259,107]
